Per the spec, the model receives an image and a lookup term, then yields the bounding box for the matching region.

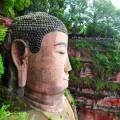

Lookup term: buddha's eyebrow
[54,42,67,47]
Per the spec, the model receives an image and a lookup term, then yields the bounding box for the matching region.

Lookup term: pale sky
[112,0,120,9]
[88,0,120,9]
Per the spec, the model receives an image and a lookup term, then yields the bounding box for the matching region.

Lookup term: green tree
[0,0,31,18]
[113,9,120,37]
[25,0,49,13]
[86,0,117,37]
[65,0,88,33]
[0,25,8,79]
[48,0,66,22]
[25,0,66,23]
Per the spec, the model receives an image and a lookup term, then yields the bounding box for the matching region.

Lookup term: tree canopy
[0,0,120,37]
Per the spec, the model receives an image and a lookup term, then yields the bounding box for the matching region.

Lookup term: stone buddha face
[27,32,71,95]
[9,12,72,112]
[11,31,71,95]
[11,13,71,95]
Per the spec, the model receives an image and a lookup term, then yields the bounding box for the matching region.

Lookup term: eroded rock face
[78,109,115,120]
[97,98,120,107]
[68,46,92,61]
[114,72,120,83]
[68,47,81,59]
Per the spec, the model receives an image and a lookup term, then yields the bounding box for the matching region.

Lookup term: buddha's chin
[53,81,68,94]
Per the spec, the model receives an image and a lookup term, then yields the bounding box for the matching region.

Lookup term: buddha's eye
[55,45,66,55]
[58,51,65,55]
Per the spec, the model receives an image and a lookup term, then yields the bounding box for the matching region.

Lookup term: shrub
[0,55,4,79]
[0,105,11,120]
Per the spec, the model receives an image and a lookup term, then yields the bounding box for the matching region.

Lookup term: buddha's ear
[11,39,28,88]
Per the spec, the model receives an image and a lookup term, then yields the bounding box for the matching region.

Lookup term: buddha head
[6,12,72,111]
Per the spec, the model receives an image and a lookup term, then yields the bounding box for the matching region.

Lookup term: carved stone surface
[3,12,77,120]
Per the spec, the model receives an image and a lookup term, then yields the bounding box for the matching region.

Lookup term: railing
[68,34,116,41]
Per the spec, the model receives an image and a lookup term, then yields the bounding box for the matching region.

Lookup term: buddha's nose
[64,55,72,72]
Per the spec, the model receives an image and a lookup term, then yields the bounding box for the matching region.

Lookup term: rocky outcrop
[68,46,81,59]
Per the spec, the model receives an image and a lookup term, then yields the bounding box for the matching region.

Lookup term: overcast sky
[111,0,120,9]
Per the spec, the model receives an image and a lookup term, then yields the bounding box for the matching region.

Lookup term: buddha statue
[3,12,78,120]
